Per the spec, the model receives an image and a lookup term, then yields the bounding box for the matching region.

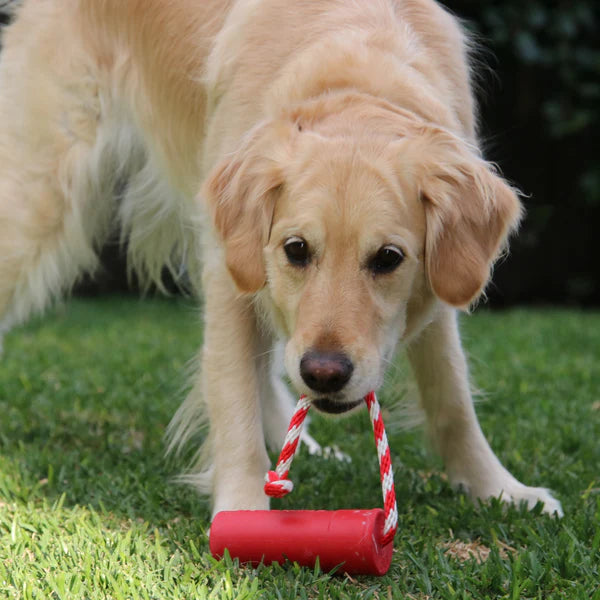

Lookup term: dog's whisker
[252,348,278,361]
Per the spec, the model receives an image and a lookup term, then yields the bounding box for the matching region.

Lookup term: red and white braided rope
[264,392,398,545]
[264,395,311,497]
[364,391,398,546]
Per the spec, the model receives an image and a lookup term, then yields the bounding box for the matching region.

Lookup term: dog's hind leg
[0,4,115,347]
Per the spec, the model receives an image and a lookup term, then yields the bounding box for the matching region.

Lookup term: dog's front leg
[407,305,562,516]
[203,267,270,516]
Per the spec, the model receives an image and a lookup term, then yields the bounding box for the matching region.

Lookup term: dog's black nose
[300,351,354,394]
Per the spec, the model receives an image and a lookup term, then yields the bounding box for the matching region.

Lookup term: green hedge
[447,1,599,305]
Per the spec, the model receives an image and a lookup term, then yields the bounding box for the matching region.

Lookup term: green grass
[0,297,598,599]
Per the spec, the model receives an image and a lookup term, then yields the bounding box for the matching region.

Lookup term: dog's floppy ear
[415,128,523,308]
[203,120,290,293]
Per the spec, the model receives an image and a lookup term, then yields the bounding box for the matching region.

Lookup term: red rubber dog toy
[209,392,397,575]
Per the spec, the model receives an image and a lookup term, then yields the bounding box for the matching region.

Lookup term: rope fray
[263,392,398,545]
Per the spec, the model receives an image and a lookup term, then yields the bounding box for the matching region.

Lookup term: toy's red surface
[209,508,393,575]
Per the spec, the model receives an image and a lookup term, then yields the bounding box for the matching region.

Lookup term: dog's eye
[284,237,310,266]
[369,245,404,274]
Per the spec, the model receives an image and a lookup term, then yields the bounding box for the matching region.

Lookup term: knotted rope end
[264,470,294,498]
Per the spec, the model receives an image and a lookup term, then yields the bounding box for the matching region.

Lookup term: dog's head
[204,94,522,413]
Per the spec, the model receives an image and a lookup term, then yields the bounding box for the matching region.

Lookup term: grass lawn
[0,296,598,599]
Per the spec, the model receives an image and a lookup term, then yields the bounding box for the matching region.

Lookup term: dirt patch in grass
[440,537,517,564]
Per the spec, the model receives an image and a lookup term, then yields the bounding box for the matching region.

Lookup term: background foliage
[446,1,599,306]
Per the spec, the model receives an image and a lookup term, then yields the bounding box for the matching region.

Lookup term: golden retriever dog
[0,0,562,519]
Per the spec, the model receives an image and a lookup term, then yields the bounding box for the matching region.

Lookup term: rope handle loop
[263,392,398,545]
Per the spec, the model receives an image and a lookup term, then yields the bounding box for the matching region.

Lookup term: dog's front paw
[497,483,563,517]
[212,477,270,519]
[454,470,563,517]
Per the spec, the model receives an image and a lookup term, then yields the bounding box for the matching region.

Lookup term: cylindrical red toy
[209,508,393,575]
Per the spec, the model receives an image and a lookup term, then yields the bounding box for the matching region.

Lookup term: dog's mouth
[312,397,364,414]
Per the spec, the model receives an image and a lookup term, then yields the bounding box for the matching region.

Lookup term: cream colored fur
[0,0,562,518]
